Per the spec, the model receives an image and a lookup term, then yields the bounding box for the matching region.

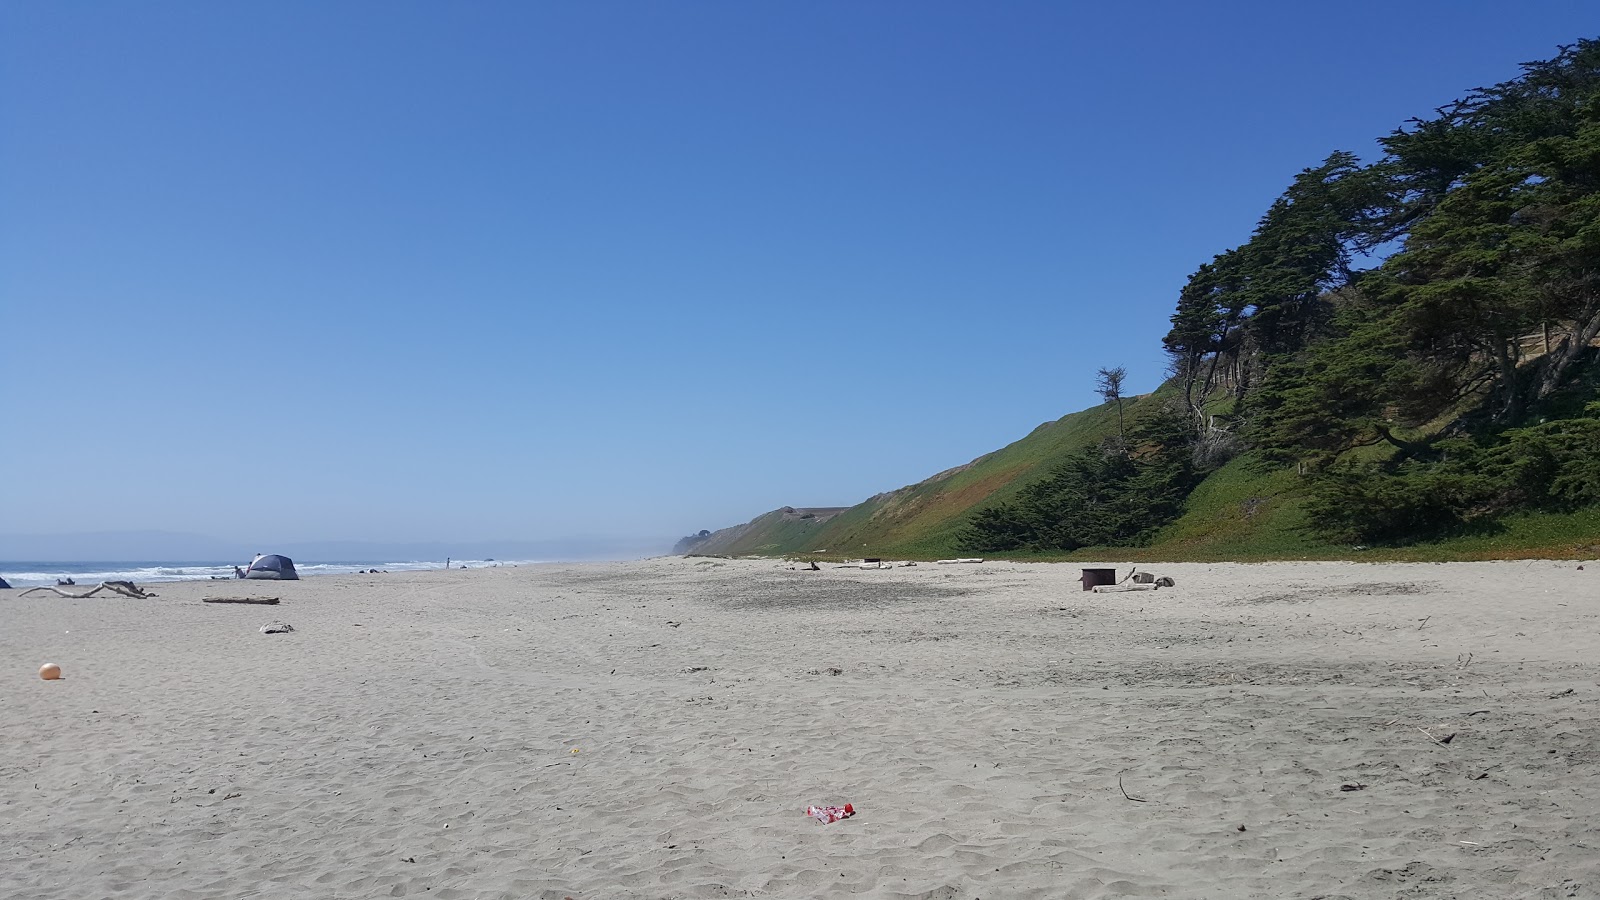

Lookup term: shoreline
[4,557,1596,898]
[0,557,554,589]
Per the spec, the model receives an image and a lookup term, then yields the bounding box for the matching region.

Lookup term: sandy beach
[3,557,1597,899]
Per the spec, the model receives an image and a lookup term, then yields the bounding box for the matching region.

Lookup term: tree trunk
[1492,336,1523,424]
[1534,296,1600,402]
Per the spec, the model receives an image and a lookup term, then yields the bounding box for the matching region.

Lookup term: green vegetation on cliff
[688,40,1600,562]
[683,395,1145,558]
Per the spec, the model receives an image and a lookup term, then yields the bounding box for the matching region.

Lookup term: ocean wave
[0,559,546,588]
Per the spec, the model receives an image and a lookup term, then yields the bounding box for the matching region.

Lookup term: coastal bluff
[675,506,849,556]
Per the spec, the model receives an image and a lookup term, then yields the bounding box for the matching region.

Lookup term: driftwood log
[18,581,156,599]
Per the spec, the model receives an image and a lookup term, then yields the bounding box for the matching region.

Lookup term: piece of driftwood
[203,597,281,605]
[936,558,984,564]
[18,586,86,598]
[1092,578,1175,592]
[18,581,156,599]
[103,580,151,596]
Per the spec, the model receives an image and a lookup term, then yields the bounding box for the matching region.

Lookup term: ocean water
[0,559,539,588]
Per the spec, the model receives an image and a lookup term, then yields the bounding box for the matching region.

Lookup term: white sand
[3,558,1598,899]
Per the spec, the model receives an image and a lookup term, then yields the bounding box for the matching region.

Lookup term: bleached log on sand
[17,581,156,599]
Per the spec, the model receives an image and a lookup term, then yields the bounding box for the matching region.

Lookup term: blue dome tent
[245,554,299,580]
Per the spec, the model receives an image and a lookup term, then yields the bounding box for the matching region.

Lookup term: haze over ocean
[0,559,539,589]
[4,2,1596,549]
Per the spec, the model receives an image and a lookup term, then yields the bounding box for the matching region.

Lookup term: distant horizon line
[0,530,677,564]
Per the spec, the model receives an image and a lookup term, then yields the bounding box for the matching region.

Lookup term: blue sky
[3,2,1595,550]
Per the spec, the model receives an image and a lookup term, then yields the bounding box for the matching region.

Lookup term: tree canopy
[966,38,1600,552]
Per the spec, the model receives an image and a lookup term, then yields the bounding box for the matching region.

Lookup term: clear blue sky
[3,2,1595,548]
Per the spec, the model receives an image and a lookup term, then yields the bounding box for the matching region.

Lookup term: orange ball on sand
[39,663,62,681]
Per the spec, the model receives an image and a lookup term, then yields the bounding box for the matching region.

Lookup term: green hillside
[681,392,1158,554]
[788,399,1138,558]
[688,433,1600,562]
[680,506,848,557]
[683,396,1137,557]
[686,40,1600,563]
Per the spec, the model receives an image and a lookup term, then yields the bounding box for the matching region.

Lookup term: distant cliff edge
[675,507,849,556]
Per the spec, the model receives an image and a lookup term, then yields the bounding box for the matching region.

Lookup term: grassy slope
[698,377,1600,562]
[1100,455,1600,562]
[1112,365,1600,562]
[687,399,1133,559]
[781,394,1165,558]
[687,508,847,557]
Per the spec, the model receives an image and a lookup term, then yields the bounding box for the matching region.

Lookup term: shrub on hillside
[1306,417,1600,544]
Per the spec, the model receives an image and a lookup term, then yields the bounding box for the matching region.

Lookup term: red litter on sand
[806,803,855,824]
